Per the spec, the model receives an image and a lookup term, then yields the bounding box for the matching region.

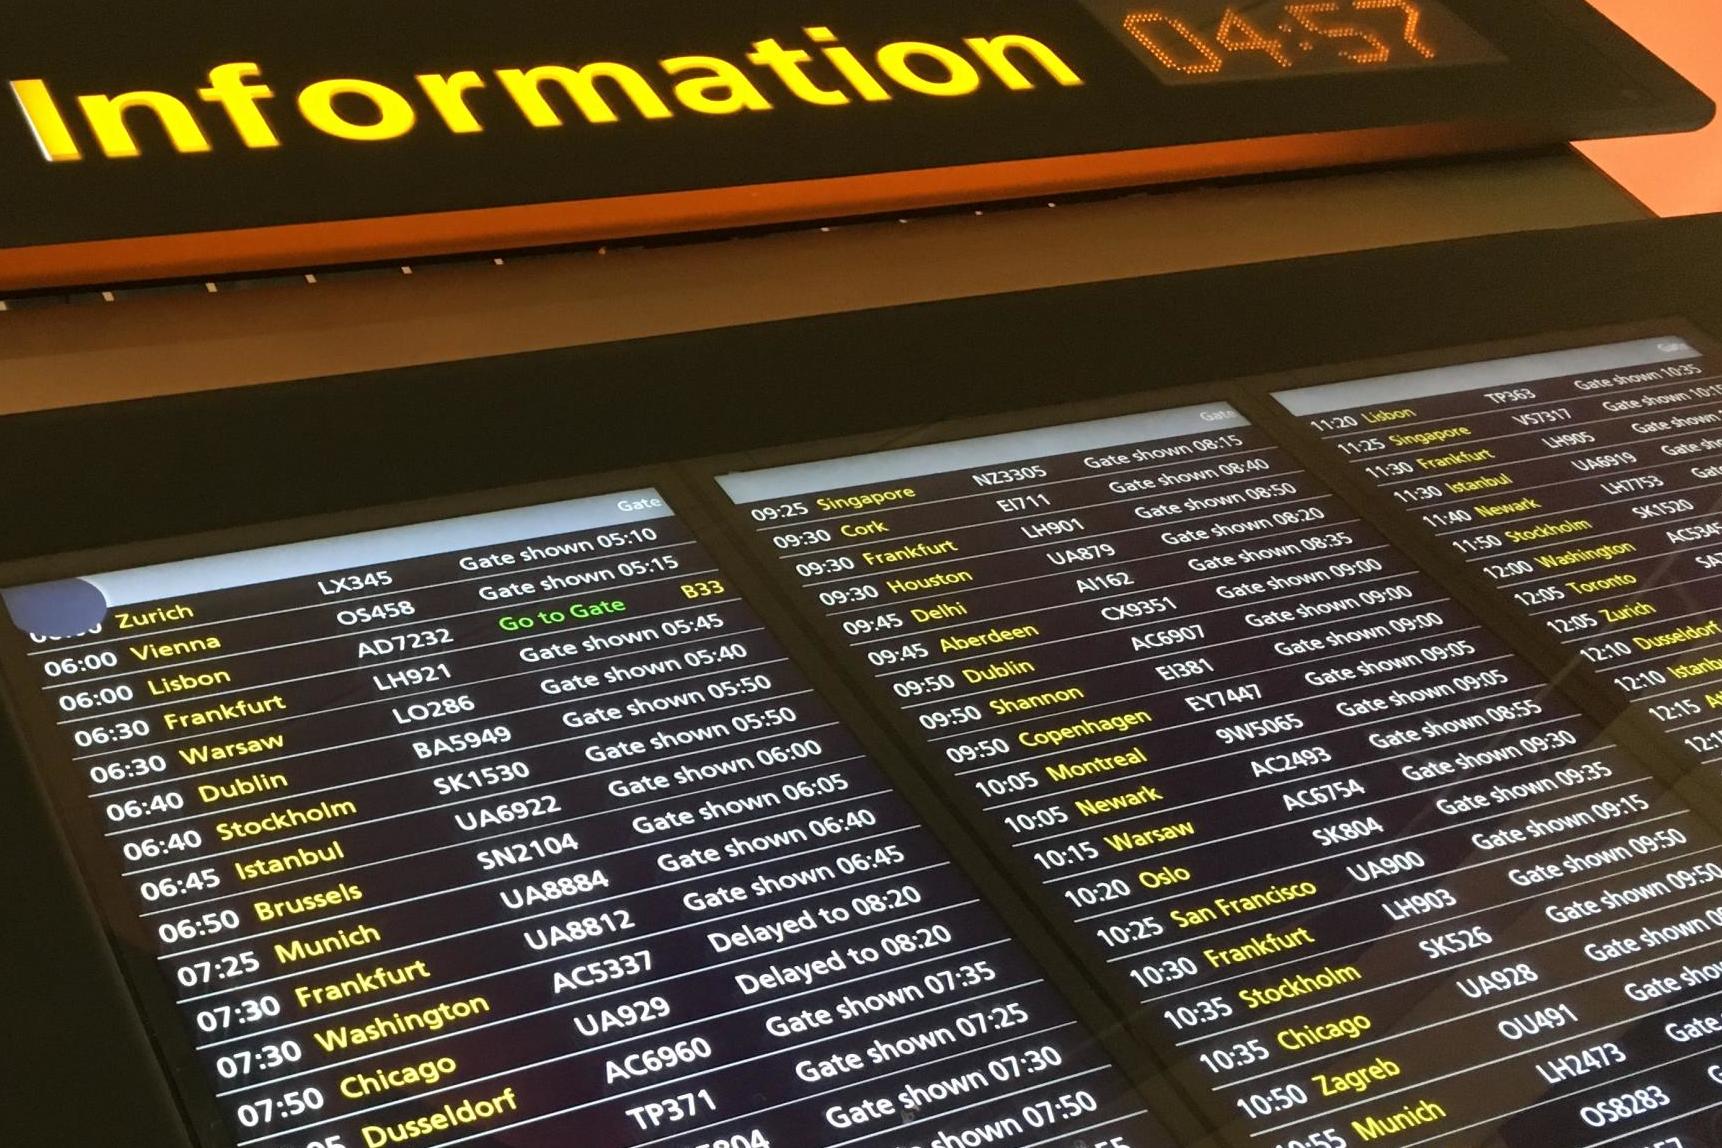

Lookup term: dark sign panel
[0,0,1706,288]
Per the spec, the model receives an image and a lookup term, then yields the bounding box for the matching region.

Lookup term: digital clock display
[1080,0,1503,84]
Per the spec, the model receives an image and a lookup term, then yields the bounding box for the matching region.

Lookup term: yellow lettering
[875,42,981,97]
[805,27,891,101]
[964,34,1084,89]
[197,63,279,148]
[660,57,772,115]
[416,71,486,133]
[10,78,82,161]
[747,38,848,106]
[13,26,1081,166]
[78,89,211,158]
[298,78,416,141]
[496,63,672,126]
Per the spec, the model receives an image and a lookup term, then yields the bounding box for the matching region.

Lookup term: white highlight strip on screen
[14,490,673,609]
[1273,336,1700,417]
[716,404,1247,505]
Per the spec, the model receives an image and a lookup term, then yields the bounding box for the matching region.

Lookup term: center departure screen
[0,491,1175,1148]
[717,405,1722,1146]
[1277,335,1722,770]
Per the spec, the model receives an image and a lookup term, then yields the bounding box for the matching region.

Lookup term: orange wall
[1579,0,1722,216]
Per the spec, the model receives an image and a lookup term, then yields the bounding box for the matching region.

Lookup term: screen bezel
[5,214,1722,1145]
[11,318,1718,1148]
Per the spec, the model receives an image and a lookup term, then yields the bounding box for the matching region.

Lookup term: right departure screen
[717,404,1722,1147]
[1276,335,1722,768]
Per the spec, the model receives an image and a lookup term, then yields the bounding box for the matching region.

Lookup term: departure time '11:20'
[1081,0,1504,84]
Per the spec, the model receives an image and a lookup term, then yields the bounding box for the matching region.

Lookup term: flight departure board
[1278,335,1722,770]
[715,404,1722,1146]
[0,490,1176,1148]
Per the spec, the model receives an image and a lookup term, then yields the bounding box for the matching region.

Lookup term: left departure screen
[0,490,1176,1148]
